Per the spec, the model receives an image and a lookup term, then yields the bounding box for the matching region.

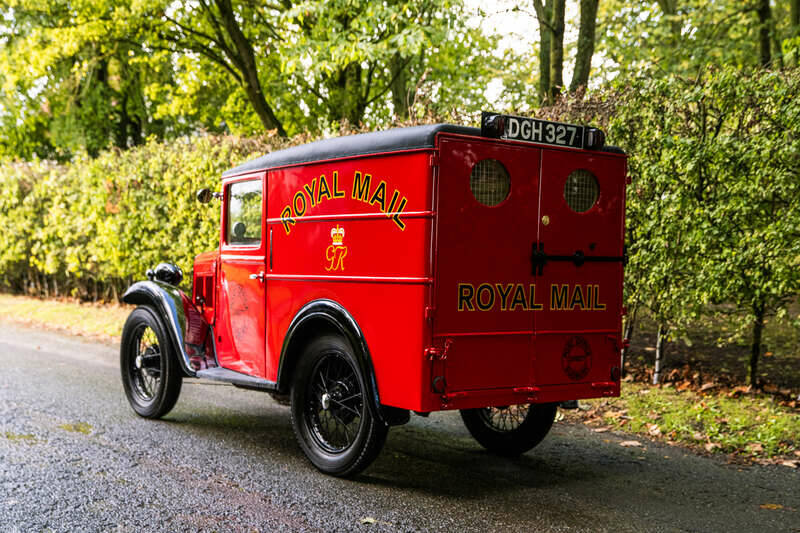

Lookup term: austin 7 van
[120,113,628,477]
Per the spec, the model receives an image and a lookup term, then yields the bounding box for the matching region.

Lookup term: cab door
[533,150,626,385]
[433,138,541,392]
[216,175,268,378]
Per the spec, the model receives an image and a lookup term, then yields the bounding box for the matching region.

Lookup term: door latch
[249,271,265,282]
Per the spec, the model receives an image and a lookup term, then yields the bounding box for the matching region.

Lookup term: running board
[195,367,277,391]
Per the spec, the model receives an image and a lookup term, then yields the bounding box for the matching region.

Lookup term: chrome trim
[122,280,197,378]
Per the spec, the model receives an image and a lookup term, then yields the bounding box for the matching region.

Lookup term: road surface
[1,322,797,532]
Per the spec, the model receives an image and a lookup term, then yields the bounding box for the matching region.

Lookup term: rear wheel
[290,335,388,477]
[460,403,557,456]
[120,306,182,418]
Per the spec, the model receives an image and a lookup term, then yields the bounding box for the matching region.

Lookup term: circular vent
[564,169,599,213]
[470,159,510,207]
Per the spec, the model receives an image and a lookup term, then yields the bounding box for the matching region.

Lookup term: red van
[120,113,628,477]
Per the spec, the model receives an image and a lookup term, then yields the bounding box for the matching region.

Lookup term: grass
[0,293,130,342]
[569,382,800,463]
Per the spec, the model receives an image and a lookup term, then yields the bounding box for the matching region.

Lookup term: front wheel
[460,403,558,456]
[120,306,182,419]
[290,335,388,477]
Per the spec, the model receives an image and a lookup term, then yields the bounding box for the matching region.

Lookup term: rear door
[533,150,626,385]
[433,138,541,392]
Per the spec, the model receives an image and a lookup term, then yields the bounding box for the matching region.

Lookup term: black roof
[222,124,479,177]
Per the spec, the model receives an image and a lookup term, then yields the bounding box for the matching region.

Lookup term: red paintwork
[192,131,627,412]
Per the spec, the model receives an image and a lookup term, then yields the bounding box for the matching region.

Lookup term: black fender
[122,280,197,378]
[277,299,388,424]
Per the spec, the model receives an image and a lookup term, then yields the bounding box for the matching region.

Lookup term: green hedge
[0,135,288,300]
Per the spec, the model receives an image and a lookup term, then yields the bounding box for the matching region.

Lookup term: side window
[227,179,262,246]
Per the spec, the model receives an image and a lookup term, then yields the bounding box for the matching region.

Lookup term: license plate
[481,112,586,149]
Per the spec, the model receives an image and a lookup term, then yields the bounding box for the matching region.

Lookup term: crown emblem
[330,225,345,246]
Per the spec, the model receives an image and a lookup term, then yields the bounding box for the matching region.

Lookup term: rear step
[196,367,277,391]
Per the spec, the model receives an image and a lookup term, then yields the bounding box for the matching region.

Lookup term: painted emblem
[325,224,348,272]
[562,335,592,381]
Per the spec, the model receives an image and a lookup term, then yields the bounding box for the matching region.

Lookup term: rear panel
[432,134,626,408]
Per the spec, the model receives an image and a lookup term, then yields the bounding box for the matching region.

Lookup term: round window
[470,159,510,207]
[564,169,599,213]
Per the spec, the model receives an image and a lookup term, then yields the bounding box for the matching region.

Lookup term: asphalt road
[1,322,798,533]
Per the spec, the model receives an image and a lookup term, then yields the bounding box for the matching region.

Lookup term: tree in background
[0,1,177,158]
[532,0,599,104]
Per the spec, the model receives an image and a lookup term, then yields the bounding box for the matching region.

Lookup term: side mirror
[197,188,213,203]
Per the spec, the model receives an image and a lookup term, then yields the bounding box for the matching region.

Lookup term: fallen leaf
[780,460,798,469]
[620,440,642,447]
[692,432,704,441]
[760,503,783,510]
[592,427,611,433]
[746,442,764,454]
[700,383,718,392]
[647,423,662,437]
[794,450,800,457]
[360,517,377,525]
[704,442,721,452]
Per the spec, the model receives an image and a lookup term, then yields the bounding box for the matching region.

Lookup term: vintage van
[120,113,628,477]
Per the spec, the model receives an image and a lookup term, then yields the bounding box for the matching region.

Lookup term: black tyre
[120,306,183,419]
[290,335,388,477]
[460,403,558,456]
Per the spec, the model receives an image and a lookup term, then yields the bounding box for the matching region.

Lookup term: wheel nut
[321,393,331,410]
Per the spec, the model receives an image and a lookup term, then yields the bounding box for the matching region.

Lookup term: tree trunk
[791,0,800,67]
[327,62,366,126]
[534,0,553,105]
[390,53,410,120]
[215,0,286,136]
[656,0,681,43]
[653,323,667,385]
[569,0,599,93]
[621,303,638,376]
[756,0,772,67]
[550,0,566,98]
[749,301,765,388]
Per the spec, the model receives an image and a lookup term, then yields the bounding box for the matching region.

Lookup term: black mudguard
[278,299,388,423]
[122,280,197,378]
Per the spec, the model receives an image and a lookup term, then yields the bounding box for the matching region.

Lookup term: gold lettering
[332,170,345,198]
[303,178,317,207]
[369,180,387,212]
[510,285,527,310]
[528,284,544,310]
[280,206,295,235]
[551,284,569,310]
[495,284,513,311]
[317,175,331,203]
[458,284,475,311]
[352,171,371,202]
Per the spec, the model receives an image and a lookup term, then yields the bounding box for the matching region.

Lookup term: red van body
[121,115,628,476]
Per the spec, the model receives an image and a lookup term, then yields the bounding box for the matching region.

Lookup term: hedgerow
[0,135,293,300]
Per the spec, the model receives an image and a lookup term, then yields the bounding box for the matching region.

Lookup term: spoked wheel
[291,335,388,477]
[120,306,182,419]
[460,403,558,456]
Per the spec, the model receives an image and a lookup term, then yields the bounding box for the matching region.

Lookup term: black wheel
[460,403,558,456]
[290,335,388,477]
[120,306,182,419]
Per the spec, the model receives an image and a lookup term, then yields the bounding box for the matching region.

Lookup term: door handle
[249,271,265,282]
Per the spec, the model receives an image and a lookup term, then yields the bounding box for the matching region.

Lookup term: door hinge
[425,338,452,360]
[424,306,436,321]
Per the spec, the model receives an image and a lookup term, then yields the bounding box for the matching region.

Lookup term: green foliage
[0,135,283,298]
